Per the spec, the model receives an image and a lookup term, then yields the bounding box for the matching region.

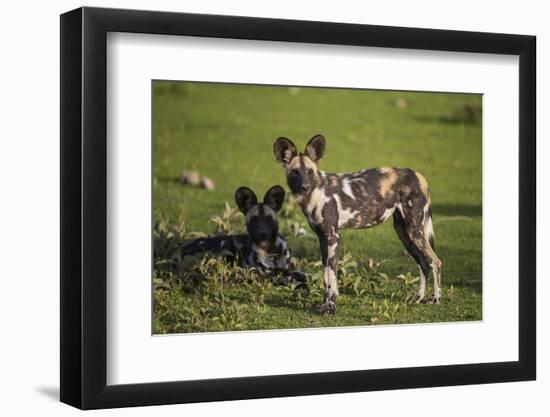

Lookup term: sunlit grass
[152,81,482,333]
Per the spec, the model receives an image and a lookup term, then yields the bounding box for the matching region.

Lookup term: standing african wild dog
[181,185,306,287]
[273,134,442,314]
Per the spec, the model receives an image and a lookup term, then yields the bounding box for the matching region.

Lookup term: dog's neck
[293,170,332,213]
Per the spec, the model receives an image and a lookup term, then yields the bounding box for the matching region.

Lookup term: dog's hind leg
[417,241,442,304]
[397,200,442,304]
[422,208,442,304]
[393,210,429,303]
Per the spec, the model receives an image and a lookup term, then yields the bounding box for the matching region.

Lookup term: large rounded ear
[273,137,298,167]
[263,185,285,213]
[304,134,326,164]
[235,187,258,214]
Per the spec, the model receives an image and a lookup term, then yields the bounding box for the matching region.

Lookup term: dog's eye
[307,168,314,176]
[290,170,299,177]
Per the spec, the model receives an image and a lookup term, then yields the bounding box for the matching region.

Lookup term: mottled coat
[181,186,306,287]
[274,134,442,314]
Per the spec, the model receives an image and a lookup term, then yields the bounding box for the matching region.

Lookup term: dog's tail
[425,205,435,250]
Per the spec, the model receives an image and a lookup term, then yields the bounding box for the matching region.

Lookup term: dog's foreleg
[316,232,339,315]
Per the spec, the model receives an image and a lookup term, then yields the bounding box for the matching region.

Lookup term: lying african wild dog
[181,185,306,288]
[273,134,442,314]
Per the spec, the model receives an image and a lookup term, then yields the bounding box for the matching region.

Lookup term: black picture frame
[60,6,536,410]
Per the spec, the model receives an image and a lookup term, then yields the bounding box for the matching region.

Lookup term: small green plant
[337,252,359,288]
[369,298,401,323]
[209,201,243,235]
[397,272,421,300]
[282,220,309,239]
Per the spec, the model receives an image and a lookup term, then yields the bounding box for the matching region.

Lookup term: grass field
[152,81,482,334]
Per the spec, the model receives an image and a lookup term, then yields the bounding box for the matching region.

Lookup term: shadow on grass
[435,246,483,292]
[432,203,482,217]
[155,176,180,184]
[264,290,310,311]
[457,279,482,292]
[411,104,482,125]
[411,115,481,125]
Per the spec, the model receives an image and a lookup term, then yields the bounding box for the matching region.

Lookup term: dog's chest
[302,186,363,230]
[252,251,285,271]
[303,187,332,226]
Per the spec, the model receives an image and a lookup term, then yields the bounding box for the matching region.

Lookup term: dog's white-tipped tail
[425,206,435,250]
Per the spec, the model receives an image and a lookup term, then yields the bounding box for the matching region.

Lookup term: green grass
[152,81,482,334]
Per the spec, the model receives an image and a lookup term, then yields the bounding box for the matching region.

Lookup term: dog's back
[181,233,290,273]
[181,234,251,265]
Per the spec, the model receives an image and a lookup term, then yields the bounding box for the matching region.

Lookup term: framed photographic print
[60,6,536,409]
